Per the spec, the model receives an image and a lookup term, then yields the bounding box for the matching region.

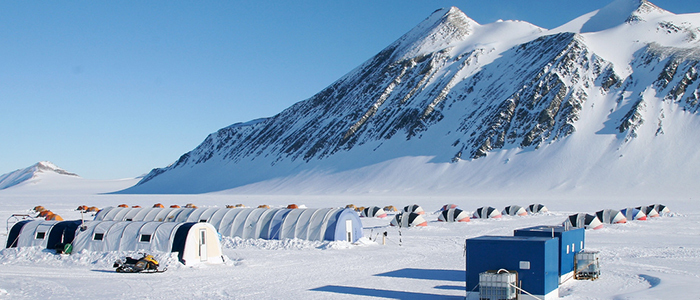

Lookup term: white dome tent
[6,220,81,250]
[637,205,660,218]
[94,207,363,243]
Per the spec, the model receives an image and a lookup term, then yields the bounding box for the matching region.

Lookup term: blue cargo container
[465,235,559,300]
[514,225,585,283]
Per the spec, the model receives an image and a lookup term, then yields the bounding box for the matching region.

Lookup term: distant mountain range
[0,161,78,190]
[113,0,700,196]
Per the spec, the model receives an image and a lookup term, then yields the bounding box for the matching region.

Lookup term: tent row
[6,220,223,265]
[94,207,363,243]
[563,204,670,230]
[387,204,549,227]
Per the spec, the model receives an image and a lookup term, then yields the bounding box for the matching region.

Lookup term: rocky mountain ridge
[125,0,700,194]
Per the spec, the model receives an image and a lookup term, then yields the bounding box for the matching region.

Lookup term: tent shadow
[310,285,463,299]
[375,268,465,282]
[91,270,116,273]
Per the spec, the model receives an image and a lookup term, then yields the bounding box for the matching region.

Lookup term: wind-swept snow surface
[122,0,700,196]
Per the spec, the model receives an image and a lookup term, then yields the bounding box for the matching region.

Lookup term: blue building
[514,225,585,283]
[465,235,559,300]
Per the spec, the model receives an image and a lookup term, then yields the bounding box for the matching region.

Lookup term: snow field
[1,193,698,299]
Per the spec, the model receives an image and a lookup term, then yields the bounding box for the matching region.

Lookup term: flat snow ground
[0,194,698,299]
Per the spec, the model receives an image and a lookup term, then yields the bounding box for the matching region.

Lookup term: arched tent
[383,205,398,212]
[526,204,549,214]
[563,213,603,230]
[94,207,363,243]
[438,208,470,222]
[637,206,660,218]
[595,209,627,224]
[472,207,502,219]
[360,206,387,218]
[403,205,425,215]
[71,221,223,266]
[620,208,647,221]
[502,205,528,216]
[390,213,427,227]
[6,220,82,250]
[650,204,670,215]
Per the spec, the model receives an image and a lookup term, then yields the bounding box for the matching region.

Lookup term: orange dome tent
[38,210,52,217]
[117,204,128,208]
[287,204,299,209]
[76,205,89,211]
[45,213,64,221]
[33,206,46,212]
[86,206,99,212]
[258,204,270,209]
[153,203,165,208]
[170,204,181,208]
[185,203,197,208]
[132,205,141,208]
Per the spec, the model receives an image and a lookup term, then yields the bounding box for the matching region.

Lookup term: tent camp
[595,209,627,224]
[472,207,502,219]
[390,212,427,227]
[71,221,223,265]
[621,208,647,221]
[437,208,470,222]
[6,220,81,250]
[360,206,387,218]
[403,205,425,215]
[563,213,603,230]
[526,204,549,214]
[637,206,660,218]
[94,207,363,243]
[502,205,528,216]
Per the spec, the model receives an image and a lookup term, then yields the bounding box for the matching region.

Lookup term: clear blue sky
[1,0,696,179]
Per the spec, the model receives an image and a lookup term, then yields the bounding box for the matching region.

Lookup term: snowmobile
[113,254,166,273]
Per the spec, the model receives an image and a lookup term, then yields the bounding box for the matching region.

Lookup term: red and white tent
[390,212,427,227]
[563,213,603,230]
[621,207,647,221]
[360,206,388,218]
[472,207,502,219]
[595,209,627,224]
[438,208,470,222]
[502,205,528,216]
[403,205,425,215]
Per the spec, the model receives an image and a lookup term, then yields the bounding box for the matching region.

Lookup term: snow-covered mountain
[122,0,700,196]
[0,161,78,190]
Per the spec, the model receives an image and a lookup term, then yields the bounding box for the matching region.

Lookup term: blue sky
[1,0,696,179]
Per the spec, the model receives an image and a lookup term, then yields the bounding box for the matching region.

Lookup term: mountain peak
[388,6,478,60]
[580,0,670,33]
[0,161,78,190]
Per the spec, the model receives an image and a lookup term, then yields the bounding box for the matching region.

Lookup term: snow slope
[122,0,700,196]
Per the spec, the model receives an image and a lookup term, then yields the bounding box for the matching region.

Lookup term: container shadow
[374,268,465,282]
[310,285,463,299]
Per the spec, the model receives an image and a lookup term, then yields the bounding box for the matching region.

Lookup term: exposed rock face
[128,3,700,194]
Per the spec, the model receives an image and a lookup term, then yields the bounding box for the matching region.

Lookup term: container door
[345,220,352,242]
[199,229,208,262]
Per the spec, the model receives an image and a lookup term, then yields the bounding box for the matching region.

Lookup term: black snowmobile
[113,254,166,273]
